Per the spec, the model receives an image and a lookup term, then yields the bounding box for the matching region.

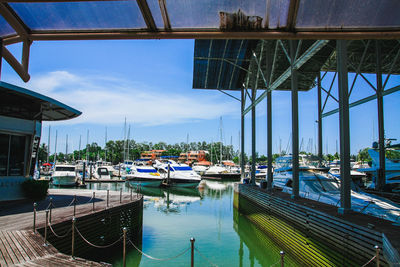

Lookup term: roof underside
[0,81,81,121]
[1,0,400,43]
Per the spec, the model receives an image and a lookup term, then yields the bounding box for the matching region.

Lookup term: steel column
[318,72,323,162]
[266,43,273,191]
[337,40,351,213]
[0,38,2,79]
[376,40,386,191]
[290,40,299,199]
[241,88,245,179]
[251,87,256,185]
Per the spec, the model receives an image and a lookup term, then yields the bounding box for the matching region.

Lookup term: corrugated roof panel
[0,15,16,38]
[10,1,146,30]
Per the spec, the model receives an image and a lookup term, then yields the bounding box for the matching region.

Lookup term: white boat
[125,165,163,187]
[273,155,400,223]
[154,160,201,188]
[51,164,77,186]
[203,164,241,180]
[93,166,111,179]
[192,162,210,175]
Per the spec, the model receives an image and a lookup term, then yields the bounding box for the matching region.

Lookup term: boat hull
[201,173,241,181]
[52,175,76,186]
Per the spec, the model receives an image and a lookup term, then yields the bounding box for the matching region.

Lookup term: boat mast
[220,117,223,164]
[127,125,131,160]
[123,118,127,162]
[47,125,51,163]
[65,134,68,161]
[86,129,89,162]
[105,126,107,162]
[54,130,58,164]
[78,135,81,160]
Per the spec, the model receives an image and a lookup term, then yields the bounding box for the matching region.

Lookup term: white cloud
[25,71,239,126]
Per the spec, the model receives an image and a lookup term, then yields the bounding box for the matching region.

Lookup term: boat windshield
[98,168,108,174]
[173,166,192,171]
[302,171,340,193]
[55,166,75,172]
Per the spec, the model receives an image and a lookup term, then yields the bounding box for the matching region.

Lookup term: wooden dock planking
[0,189,139,266]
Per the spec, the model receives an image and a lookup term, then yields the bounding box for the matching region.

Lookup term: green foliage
[357,148,371,163]
[386,149,400,160]
[21,179,49,200]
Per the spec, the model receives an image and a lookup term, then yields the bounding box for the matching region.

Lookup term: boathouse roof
[0,81,81,121]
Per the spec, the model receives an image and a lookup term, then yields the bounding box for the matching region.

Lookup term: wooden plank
[4,231,30,263]
[0,230,19,265]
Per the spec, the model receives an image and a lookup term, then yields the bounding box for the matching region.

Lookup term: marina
[1,1,400,266]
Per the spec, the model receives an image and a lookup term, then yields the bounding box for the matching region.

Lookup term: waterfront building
[0,81,81,202]
[140,149,165,161]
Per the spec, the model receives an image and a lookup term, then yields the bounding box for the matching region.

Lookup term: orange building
[140,150,165,160]
[178,150,209,164]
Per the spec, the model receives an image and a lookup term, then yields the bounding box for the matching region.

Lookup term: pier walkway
[0,189,141,266]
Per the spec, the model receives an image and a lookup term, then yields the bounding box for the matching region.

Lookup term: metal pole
[82,162,86,184]
[241,88,245,180]
[92,192,95,212]
[290,40,299,199]
[280,251,285,267]
[337,40,351,213]
[376,40,385,191]
[190,237,195,267]
[73,195,76,217]
[267,90,273,191]
[33,202,37,233]
[71,217,76,258]
[120,188,122,203]
[318,72,323,162]
[251,87,256,185]
[123,227,127,267]
[107,190,109,208]
[44,210,49,246]
[375,245,380,267]
[167,162,170,185]
[49,197,53,223]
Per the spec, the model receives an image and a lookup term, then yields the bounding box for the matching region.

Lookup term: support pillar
[376,40,386,191]
[266,43,273,191]
[337,40,351,213]
[251,87,256,185]
[318,72,323,162]
[241,89,245,179]
[290,40,299,199]
[0,39,2,80]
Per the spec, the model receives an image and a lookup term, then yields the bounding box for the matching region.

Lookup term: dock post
[107,190,109,208]
[190,237,195,267]
[73,195,77,217]
[120,188,122,203]
[44,209,49,246]
[49,197,53,223]
[280,251,285,267]
[33,202,37,233]
[123,227,127,267]
[92,192,95,212]
[375,245,380,267]
[71,217,76,258]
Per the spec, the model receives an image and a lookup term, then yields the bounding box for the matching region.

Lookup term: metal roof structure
[0,81,82,121]
[1,0,400,82]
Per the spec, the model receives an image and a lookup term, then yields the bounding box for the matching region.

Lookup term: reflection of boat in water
[126,182,165,197]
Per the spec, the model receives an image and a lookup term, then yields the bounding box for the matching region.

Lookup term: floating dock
[0,189,143,266]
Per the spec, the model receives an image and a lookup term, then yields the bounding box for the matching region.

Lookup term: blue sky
[1,39,400,156]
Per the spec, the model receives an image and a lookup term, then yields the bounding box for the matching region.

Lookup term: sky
[1,39,400,156]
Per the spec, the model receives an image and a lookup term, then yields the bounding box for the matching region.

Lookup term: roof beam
[2,44,30,82]
[3,30,400,42]
[286,0,300,31]
[136,0,157,31]
[322,85,400,118]
[0,3,30,38]
[158,0,171,30]
[243,40,329,115]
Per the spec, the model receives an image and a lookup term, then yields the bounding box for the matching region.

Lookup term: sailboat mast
[127,125,131,160]
[105,127,108,162]
[66,134,68,161]
[220,117,223,164]
[86,129,89,161]
[47,125,51,163]
[78,135,81,160]
[123,118,127,162]
[54,130,58,164]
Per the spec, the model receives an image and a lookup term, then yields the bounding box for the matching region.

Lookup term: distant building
[140,150,165,160]
[0,81,81,202]
[178,150,209,164]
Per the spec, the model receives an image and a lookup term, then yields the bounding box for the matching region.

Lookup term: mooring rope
[74,225,123,249]
[67,197,76,207]
[48,222,72,238]
[194,247,219,267]
[361,255,376,267]
[128,239,190,261]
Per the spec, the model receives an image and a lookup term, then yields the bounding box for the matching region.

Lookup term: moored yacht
[202,164,241,180]
[273,155,400,223]
[125,164,163,187]
[154,160,201,188]
[51,164,77,186]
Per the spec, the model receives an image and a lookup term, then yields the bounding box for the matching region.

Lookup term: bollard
[33,202,37,233]
[71,217,76,258]
[120,188,122,203]
[49,197,53,223]
[43,210,49,246]
[375,245,380,267]
[92,192,95,212]
[123,227,127,267]
[190,237,195,267]
[73,195,77,217]
[280,251,285,267]
[130,188,133,201]
[107,190,109,208]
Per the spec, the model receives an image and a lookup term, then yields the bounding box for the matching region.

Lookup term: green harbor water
[81,180,300,267]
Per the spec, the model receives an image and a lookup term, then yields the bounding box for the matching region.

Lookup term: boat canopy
[0,81,81,121]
